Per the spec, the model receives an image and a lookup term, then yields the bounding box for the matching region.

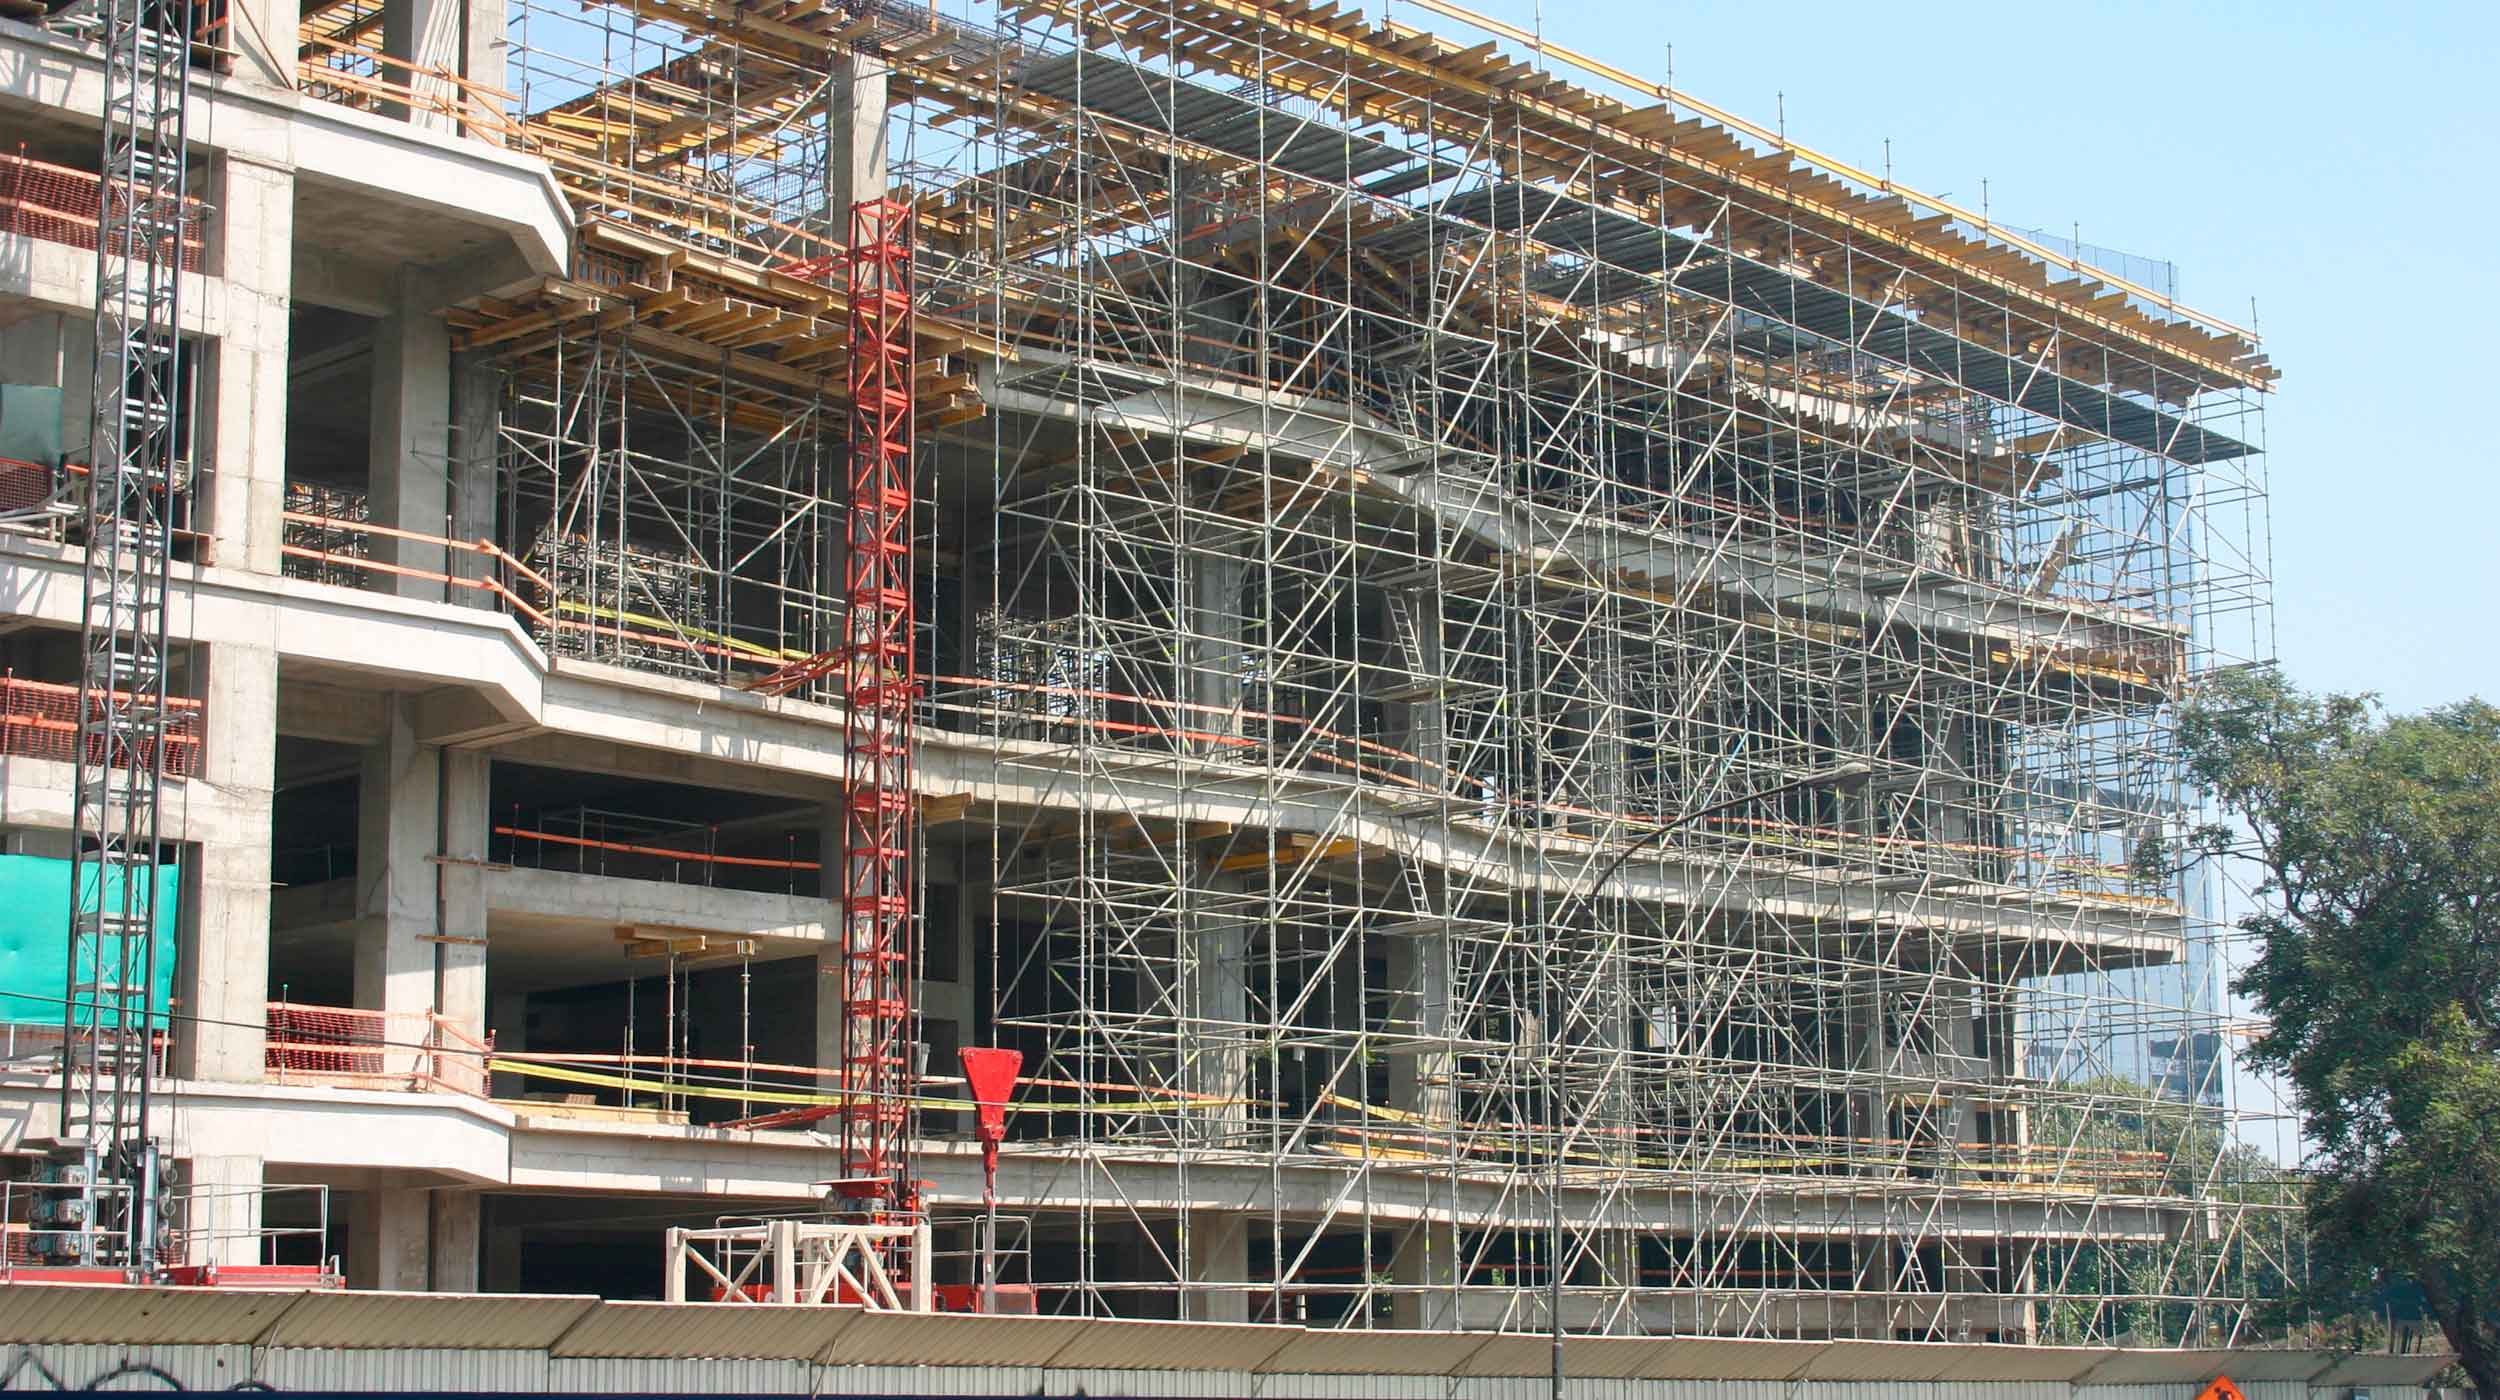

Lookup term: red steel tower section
[834,197,919,1216]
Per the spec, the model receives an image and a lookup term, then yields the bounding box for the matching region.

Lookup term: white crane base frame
[663,1220,933,1311]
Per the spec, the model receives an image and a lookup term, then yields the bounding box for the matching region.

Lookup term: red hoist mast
[835,197,920,1219]
[744,198,921,1227]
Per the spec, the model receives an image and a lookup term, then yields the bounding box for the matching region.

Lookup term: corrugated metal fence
[0,1285,2457,1397]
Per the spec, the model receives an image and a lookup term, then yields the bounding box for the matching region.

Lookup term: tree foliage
[2030,1075,2297,1347]
[2181,668,2500,1390]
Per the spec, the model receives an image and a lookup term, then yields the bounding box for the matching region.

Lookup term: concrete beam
[485,866,829,943]
[0,1077,515,1187]
[291,247,399,318]
[0,751,267,848]
[1,222,227,334]
[483,723,829,805]
[277,678,392,745]
[0,535,547,724]
[412,685,536,748]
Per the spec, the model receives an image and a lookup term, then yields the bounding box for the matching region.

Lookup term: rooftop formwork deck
[294,0,2286,1342]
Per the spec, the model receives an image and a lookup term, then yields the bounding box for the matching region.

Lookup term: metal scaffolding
[53,0,198,1276]
[433,0,2287,1342]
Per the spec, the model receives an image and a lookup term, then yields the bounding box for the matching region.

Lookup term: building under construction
[0,0,2287,1345]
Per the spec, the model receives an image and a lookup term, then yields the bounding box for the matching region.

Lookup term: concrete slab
[0,20,570,278]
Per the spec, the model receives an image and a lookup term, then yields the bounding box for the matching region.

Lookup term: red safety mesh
[1,150,206,274]
[0,673,202,780]
[265,1001,492,1097]
[0,459,54,515]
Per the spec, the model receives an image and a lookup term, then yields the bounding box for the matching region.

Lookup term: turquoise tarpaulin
[0,853,180,1026]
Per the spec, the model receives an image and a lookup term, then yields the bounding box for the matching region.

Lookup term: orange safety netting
[265,1001,493,1097]
[1,149,206,274]
[0,673,202,780]
[0,459,54,515]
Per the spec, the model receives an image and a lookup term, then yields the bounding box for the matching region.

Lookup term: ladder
[54,0,196,1276]
[1376,589,1438,703]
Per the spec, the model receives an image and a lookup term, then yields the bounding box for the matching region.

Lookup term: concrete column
[367,271,453,598]
[1924,710,1986,879]
[1323,930,1365,1139]
[346,1186,480,1292]
[814,944,844,1079]
[1390,587,1445,786]
[1169,172,1246,376]
[1580,663,1627,826]
[373,0,506,136]
[488,987,528,1097]
[1186,550,1249,750]
[380,0,466,131]
[447,350,500,607]
[356,700,436,1020]
[205,155,292,577]
[482,1199,523,1292]
[1590,1229,1641,1333]
[814,800,847,1073]
[1384,933,1452,1126]
[1933,974,1977,1184]
[1185,889,1250,1149]
[918,849,972,1034]
[225,0,302,90]
[1978,988,2016,1079]
[354,700,486,1035]
[461,0,505,134]
[824,54,889,222]
[438,748,490,1033]
[432,1189,481,1292]
[347,1187,429,1290]
[1842,973,1882,1150]
[1180,1210,1251,1323]
[1389,1221,1459,1330]
[183,1154,266,1267]
[176,644,277,1082]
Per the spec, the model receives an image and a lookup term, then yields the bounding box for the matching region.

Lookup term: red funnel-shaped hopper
[960,1046,1023,1145]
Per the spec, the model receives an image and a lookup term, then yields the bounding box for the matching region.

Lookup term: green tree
[2181,669,2500,1392]
[2029,1075,2299,1346]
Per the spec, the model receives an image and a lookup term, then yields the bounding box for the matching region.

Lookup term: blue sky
[1398,0,2500,714]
